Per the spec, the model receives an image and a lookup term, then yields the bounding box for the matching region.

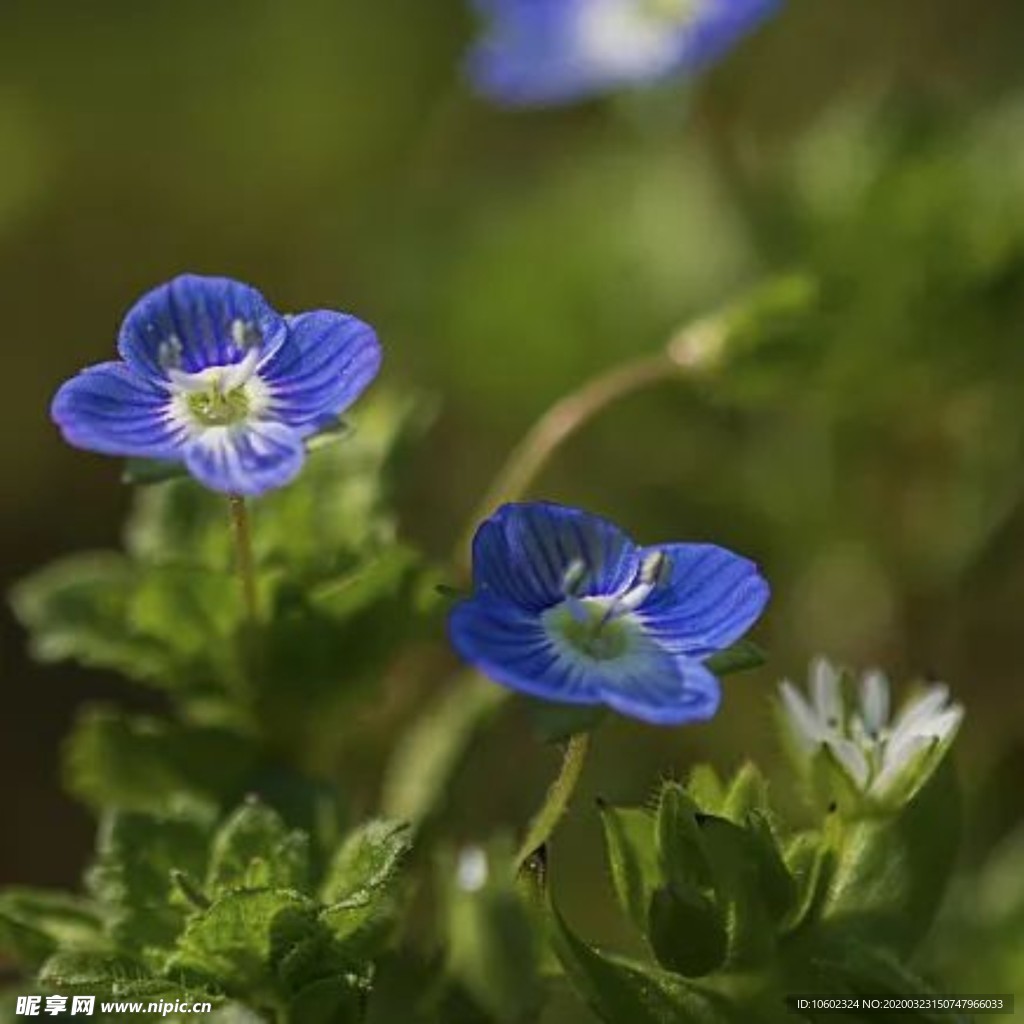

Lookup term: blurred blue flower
[52,274,381,496]
[449,502,769,725]
[467,0,781,107]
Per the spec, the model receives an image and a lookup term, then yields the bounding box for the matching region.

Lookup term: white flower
[779,657,963,807]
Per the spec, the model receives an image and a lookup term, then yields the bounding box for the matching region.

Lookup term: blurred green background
[4,0,1024,1000]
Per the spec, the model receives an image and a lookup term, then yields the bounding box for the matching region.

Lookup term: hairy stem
[228,495,260,622]
[515,732,591,871]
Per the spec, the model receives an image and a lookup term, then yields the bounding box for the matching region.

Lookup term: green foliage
[545,760,963,1024]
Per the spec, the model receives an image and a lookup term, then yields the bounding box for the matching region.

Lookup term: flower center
[187,386,250,427]
[545,601,635,661]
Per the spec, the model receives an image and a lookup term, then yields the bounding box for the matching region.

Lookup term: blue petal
[259,311,382,435]
[183,421,304,496]
[596,653,721,726]
[637,543,769,657]
[676,0,781,74]
[467,0,780,107]
[118,274,288,382]
[471,502,640,611]
[449,595,601,705]
[51,362,186,459]
[449,593,722,725]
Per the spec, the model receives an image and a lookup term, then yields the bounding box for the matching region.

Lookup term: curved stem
[515,732,591,871]
[228,495,260,623]
[455,316,727,570]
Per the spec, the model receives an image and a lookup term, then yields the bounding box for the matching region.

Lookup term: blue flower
[51,274,381,496]
[467,0,781,107]
[449,502,769,725]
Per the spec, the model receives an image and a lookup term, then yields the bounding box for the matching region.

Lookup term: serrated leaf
[38,949,147,992]
[598,803,659,933]
[382,674,507,824]
[64,708,257,815]
[172,889,313,993]
[87,811,210,953]
[648,884,728,978]
[320,820,412,956]
[703,641,766,678]
[207,800,310,896]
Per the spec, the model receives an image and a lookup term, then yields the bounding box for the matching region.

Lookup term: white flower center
[575,0,701,76]
[167,347,270,433]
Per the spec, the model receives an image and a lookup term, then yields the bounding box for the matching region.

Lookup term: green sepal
[703,641,766,678]
[647,883,728,978]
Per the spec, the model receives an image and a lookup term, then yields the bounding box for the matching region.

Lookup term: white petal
[779,680,827,752]
[828,738,871,790]
[870,734,933,799]
[810,657,844,727]
[859,669,890,736]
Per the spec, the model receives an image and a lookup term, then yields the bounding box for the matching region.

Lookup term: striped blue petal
[470,502,640,611]
[449,594,601,705]
[596,652,721,725]
[259,311,382,435]
[118,274,288,382]
[51,362,185,460]
[182,421,304,496]
[636,542,769,657]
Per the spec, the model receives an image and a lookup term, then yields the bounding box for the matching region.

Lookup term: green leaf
[818,757,961,956]
[686,766,726,814]
[782,832,836,934]
[172,888,314,993]
[64,708,257,815]
[524,700,607,744]
[207,800,310,896]
[598,802,659,933]
[0,889,101,969]
[307,545,423,622]
[648,883,728,978]
[745,811,797,926]
[122,457,189,486]
[656,783,713,891]
[320,820,412,955]
[547,898,733,1024]
[87,810,210,952]
[703,641,766,678]
[722,763,770,822]
[382,674,507,825]
[38,949,148,992]
[11,554,170,681]
[444,843,542,1024]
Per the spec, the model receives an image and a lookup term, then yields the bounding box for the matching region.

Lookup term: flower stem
[514,732,591,872]
[455,316,727,570]
[228,495,260,622]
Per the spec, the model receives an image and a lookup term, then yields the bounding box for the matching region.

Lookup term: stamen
[560,558,590,624]
[598,550,672,626]
[158,336,183,371]
[231,319,263,351]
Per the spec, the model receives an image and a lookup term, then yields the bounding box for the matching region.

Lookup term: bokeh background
[4,0,1024,1008]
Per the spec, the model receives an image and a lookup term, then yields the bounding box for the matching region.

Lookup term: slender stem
[514,732,591,871]
[455,316,727,571]
[228,495,260,622]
